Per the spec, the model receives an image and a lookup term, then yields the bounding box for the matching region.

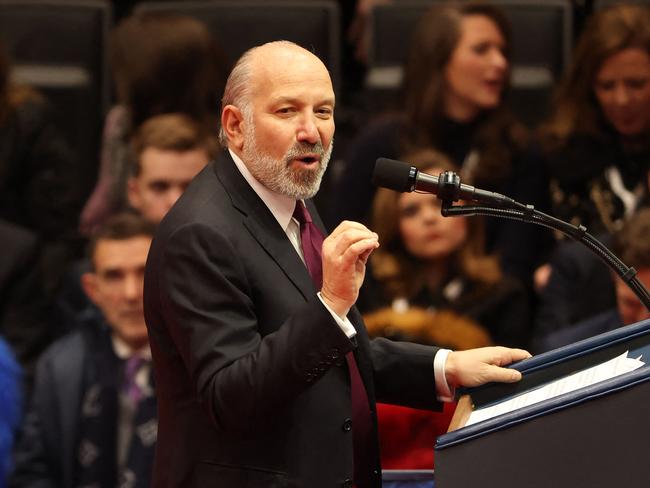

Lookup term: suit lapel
[213,152,377,398]
[213,151,316,299]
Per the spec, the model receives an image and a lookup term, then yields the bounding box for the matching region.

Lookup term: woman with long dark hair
[334,2,551,286]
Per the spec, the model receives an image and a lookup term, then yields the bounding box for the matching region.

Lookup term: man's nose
[296,114,320,144]
[123,275,143,300]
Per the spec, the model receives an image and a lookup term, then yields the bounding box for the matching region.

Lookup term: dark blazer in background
[11,325,95,487]
[144,150,440,487]
[0,219,51,385]
[533,239,616,353]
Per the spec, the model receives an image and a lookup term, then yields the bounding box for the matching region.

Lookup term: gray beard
[242,128,333,200]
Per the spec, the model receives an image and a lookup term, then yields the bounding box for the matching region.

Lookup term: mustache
[285,141,326,160]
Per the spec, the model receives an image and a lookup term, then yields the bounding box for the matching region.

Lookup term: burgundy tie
[292,201,373,484]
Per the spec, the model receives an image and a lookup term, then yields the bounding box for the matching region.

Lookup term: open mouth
[295,154,320,165]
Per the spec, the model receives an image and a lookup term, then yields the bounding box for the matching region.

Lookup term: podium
[434,318,650,488]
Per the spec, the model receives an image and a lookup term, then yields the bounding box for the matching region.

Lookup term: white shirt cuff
[317,292,357,339]
[434,348,455,402]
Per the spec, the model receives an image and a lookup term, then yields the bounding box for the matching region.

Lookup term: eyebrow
[271,96,335,107]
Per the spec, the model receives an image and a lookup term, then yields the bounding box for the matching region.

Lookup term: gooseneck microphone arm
[372,157,650,312]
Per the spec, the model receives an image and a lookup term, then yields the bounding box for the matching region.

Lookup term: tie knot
[292,201,312,225]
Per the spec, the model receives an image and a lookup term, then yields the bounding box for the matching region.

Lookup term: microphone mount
[440,199,650,312]
[436,171,463,202]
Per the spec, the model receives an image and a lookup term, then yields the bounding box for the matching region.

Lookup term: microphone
[372,157,515,205]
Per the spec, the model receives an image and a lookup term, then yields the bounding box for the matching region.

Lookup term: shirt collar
[229,148,297,232]
[111,334,151,361]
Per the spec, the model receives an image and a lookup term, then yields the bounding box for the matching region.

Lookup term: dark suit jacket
[536,309,621,353]
[144,151,440,487]
[11,326,93,487]
[533,240,616,353]
[11,318,156,488]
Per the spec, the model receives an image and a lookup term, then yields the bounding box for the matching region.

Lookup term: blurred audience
[332,2,552,287]
[360,149,530,349]
[0,42,84,293]
[126,113,214,225]
[56,113,212,329]
[533,237,617,352]
[11,213,157,488]
[80,11,228,234]
[359,150,528,470]
[534,207,650,353]
[539,3,650,238]
[0,220,51,392]
[0,42,81,244]
[347,0,391,66]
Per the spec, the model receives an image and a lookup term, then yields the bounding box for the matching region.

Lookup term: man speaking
[144,40,529,488]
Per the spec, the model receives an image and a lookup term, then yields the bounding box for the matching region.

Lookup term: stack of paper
[467,351,645,426]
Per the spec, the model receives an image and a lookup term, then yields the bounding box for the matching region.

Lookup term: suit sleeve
[370,337,441,411]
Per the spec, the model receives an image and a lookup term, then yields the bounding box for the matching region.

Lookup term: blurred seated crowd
[0,0,649,483]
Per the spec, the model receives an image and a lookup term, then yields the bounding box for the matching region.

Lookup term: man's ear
[127,176,142,211]
[81,272,100,306]
[221,105,246,150]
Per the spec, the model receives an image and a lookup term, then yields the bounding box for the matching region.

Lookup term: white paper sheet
[466,351,645,426]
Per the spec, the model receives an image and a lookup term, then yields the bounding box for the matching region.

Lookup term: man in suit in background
[11,213,157,488]
[144,40,530,487]
[534,207,650,352]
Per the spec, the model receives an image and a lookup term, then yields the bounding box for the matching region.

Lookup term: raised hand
[320,221,379,317]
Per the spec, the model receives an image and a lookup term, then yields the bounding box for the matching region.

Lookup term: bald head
[218,41,332,147]
[250,41,328,73]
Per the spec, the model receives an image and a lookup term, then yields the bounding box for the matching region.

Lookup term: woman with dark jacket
[539,3,650,236]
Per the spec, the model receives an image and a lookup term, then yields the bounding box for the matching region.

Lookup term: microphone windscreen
[372,158,413,192]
